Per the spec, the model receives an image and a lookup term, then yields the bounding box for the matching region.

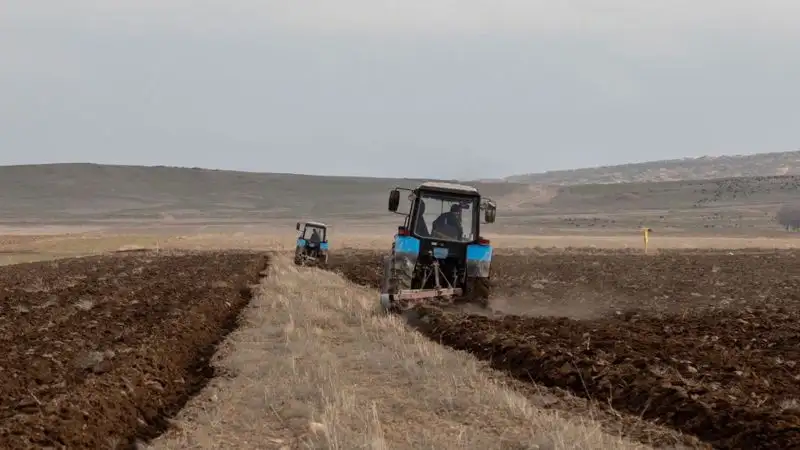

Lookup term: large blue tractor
[379,181,497,311]
[294,220,329,267]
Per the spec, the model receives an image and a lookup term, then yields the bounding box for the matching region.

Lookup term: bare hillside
[506,150,800,185]
[1,163,798,235]
[0,163,528,224]
[502,175,800,235]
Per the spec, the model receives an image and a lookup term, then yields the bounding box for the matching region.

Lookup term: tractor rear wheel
[294,248,303,266]
[464,276,490,308]
[380,254,411,313]
[383,254,413,312]
[381,255,391,294]
[389,257,413,293]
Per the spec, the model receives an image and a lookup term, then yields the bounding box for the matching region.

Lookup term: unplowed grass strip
[148,255,650,450]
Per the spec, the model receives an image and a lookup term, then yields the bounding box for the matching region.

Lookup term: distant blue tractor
[379,181,497,311]
[294,221,329,267]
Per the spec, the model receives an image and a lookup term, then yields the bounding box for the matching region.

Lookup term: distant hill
[505,151,800,185]
[0,163,529,224]
[1,161,799,235]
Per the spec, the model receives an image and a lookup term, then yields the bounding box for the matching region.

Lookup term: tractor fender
[465,243,492,278]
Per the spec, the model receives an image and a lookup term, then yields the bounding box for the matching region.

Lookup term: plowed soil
[328,248,800,450]
[0,250,268,449]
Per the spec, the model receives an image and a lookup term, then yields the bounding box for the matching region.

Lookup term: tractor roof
[304,221,327,228]
[417,181,479,195]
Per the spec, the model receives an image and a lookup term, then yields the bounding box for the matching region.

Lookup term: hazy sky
[2,1,799,179]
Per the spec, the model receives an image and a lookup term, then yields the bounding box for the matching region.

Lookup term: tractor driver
[432,204,464,240]
[309,228,322,244]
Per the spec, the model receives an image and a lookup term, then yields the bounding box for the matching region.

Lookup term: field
[2,229,800,449]
[0,250,267,449]
[327,248,800,449]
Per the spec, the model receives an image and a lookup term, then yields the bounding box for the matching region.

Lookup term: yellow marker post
[641,227,653,254]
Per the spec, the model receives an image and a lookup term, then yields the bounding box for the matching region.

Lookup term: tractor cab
[389,181,496,244]
[297,221,327,246]
[294,220,329,266]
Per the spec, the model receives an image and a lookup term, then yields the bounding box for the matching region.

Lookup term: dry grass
[146,254,650,450]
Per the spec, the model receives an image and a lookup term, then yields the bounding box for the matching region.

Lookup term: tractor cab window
[303,226,325,243]
[415,193,477,242]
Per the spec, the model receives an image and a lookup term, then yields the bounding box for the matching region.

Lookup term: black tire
[464,276,491,308]
[381,256,391,294]
[380,255,409,313]
[388,254,413,294]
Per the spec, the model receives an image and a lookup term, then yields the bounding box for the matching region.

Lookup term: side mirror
[296,222,301,231]
[388,189,400,212]
[485,204,496,223]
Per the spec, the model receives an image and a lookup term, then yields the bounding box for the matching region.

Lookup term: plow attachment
[380,287,463,311]
[380,253,489,312]
[294,250,328,268]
